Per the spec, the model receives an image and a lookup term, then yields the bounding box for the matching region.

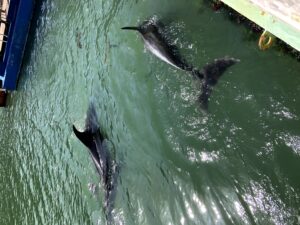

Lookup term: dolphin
[73,103,118,223]
[122,19,239,109]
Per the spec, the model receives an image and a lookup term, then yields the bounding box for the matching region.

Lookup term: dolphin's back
[85,103,103,138]
[142,28,191,71]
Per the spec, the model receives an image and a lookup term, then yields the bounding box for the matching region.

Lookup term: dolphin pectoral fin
[197,57,239,109]
[73,125,94,150]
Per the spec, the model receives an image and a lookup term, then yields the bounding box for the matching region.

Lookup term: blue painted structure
[0,0,35,90]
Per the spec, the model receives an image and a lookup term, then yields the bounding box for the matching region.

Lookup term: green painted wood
[220,0,300,51]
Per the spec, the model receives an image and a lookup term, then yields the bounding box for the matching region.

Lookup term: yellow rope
[258,30,275,50]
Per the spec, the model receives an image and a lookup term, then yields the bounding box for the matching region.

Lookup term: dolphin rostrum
[122,19,239,109]
[73,103,118,223]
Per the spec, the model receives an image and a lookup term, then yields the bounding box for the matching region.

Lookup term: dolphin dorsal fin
[73,125,95,150]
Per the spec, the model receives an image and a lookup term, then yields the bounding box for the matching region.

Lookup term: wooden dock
[220,0,300,51]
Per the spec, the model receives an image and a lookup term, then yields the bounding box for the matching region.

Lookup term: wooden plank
[251,0,300,31]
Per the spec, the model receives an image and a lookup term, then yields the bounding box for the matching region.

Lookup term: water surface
[0,0,300,224]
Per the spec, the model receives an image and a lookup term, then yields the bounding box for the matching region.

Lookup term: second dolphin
[73,103,118,223]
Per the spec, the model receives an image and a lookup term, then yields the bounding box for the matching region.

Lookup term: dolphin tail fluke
[196,57,240,109]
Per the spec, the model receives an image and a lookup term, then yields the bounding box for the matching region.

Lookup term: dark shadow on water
[18,0,47,87]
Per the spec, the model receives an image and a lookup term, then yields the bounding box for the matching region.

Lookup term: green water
[1,0,300,224]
